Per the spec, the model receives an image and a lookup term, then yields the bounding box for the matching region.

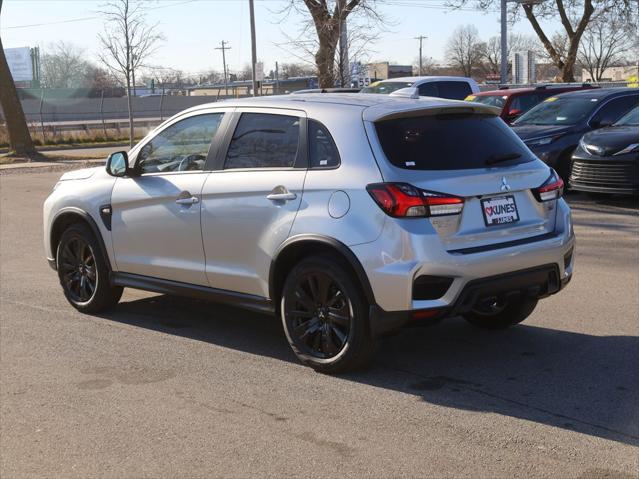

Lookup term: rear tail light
[532,170,564,202]
[366,183,464,218]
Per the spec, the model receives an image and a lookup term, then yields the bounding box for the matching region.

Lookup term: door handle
[175,191,199,205]
[267,185,297,202]
[266,192,297,201]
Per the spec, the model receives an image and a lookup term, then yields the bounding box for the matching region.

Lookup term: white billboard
[5,47,33,82]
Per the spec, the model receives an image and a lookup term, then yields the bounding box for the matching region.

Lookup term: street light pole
[249,0,258,97]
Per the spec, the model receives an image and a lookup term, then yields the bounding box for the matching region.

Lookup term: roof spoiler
[372,104,502,122]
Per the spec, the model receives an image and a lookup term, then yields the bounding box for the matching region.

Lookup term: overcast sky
[1,0,561,76]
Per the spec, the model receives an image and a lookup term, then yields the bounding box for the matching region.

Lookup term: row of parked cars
[357,77,639,196]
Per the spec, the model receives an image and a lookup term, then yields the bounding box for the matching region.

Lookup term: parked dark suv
[570,105,639,195]
[466,84,598,124]
[512,88,639,180]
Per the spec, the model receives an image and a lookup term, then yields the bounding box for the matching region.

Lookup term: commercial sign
[4,47,33,82]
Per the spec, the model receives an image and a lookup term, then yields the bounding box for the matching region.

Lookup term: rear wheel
[462,297,537,330]
[280,255,374,373]
[56,224,123,313]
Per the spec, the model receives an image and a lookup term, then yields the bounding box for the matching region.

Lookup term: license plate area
[481,195,519,227]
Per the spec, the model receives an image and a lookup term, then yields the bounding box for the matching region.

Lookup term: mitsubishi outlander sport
[44,94,575,373]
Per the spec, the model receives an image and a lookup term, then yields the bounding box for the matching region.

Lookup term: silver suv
[44,94,575,373]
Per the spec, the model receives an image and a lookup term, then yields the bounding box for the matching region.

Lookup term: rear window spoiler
[366,104,501,123]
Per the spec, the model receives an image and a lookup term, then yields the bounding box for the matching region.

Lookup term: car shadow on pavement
[99,294,639,447]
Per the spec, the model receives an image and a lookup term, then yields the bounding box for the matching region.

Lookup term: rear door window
[438,81,472,100]
[418,83,439,97]
[225,113,300,169]
[375,114,533,170]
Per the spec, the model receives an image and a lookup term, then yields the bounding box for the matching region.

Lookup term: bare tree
[279,1,383,87]
[279,62,316,79]
[445,25,485,77]
[579,15,635,81]
[97,0,163,147]
[413,55,436,76]
[0,0,36,156]
[448,0,634,82]
[481,34,542,76]
[40,42,93,89]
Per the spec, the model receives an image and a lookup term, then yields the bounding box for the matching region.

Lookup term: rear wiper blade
[486,152,522,166]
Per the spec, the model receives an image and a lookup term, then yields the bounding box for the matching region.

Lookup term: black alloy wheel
[56,223,123,313]
[284,271,352,359]
[59,236,97,303]
[281,255,375,373]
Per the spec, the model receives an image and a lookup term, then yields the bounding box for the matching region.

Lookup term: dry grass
[0,124,149,148]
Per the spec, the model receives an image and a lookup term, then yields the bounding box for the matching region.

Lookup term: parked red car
[466,84,599,124]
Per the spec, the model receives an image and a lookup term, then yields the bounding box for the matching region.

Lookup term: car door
[110,110,229,286]
[201,109,307,297]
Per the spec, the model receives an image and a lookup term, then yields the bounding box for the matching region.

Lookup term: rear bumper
[353,198,574,314]
[371,264,569,337]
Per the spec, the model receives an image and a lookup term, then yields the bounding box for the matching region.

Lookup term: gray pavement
[1,170,638,478]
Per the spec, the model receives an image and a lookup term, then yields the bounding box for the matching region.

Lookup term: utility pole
[249,0,258,97]
[500,0,508,85]
[215,40,231,97]
[414,35,427,75]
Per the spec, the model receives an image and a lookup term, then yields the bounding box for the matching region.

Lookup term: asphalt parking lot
[1,169,638,478]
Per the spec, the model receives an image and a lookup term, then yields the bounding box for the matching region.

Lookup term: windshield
[466,95,507,109]
[375,114,533,170]
[361,81,413,94]
[513,96,597,126]
[615,105,639,126]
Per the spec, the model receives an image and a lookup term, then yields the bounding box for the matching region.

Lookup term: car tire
[462,297,538,330]
[56,223,123,314]
[280,255,375,374]
[556,148,575,183]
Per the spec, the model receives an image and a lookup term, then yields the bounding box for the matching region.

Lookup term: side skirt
[110,272,275,315]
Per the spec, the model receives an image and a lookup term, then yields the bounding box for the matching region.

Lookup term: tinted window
[375,114,532,170]
[591,95,639,126]
[514,97,598,126]
[616,105,639,126]
[225,113,300,169]
[510,94,543,113]
[361,82,413,94]
[137,113,223,173]
[438,81,472,100]
[308,120,340,168]
[468,95,507,108]
[418,83,439,97]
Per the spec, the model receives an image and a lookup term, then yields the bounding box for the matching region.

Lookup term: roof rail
[498,86,509,90]
[535,85,548,90]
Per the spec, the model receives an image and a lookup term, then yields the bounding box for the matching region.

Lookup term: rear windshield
[361,82,413,94]
[375,114,533,170]
[467,95,507,109]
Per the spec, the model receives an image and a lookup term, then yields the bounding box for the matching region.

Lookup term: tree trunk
[316,41,338,88]
[0,36,36,156]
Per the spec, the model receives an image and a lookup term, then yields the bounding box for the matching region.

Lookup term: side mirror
[591,119,612,129]
[507,108,522,120]
[106,151,130,177]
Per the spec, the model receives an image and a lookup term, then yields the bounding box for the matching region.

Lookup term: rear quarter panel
[289,104,386,247]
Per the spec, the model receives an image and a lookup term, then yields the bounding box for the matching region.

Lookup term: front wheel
[56,223,123,313]
[462,297,538,330]
[280,255,375,374]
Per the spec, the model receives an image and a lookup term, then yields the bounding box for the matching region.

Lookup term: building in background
[366,62,412,81]
[582,65,639,83]
[512,51,536,85]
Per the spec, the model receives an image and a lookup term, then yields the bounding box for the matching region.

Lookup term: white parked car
[44,93,574,373]
[360,76,480,100]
